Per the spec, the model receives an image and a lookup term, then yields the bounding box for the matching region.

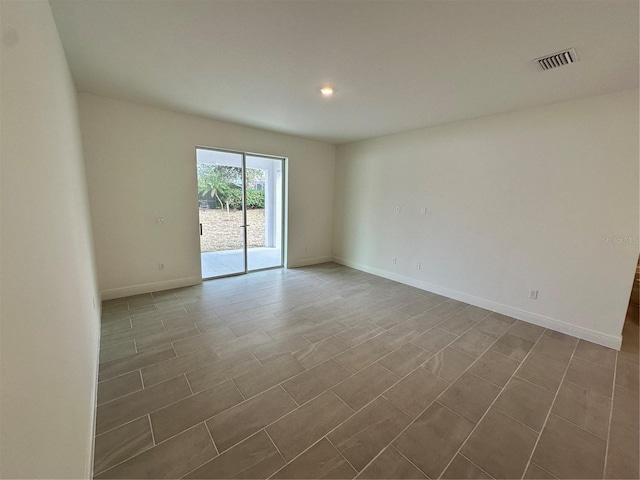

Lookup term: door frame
[195,145,287,280]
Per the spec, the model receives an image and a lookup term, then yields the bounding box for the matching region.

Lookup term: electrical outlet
[159,263,165,271]
[416,261,421,270]
[155,216,165,224]
[420,207,427,215]
[528,289,538,299]
[392,258,397,265]
[395,206,401,214]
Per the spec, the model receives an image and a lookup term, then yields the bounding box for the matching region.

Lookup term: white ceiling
[50,0,639,145]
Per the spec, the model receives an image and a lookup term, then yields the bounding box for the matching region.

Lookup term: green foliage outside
[226,189,265,209]
[198,164,266,210]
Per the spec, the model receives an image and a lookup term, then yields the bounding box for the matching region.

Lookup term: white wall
[334,90,639,348]
[78,94,335,299]
[0,1,101,477]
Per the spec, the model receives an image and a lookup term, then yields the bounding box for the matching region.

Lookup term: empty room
[1,0,639,479]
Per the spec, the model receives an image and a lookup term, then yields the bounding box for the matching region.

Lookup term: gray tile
[491,333,534,361]
[552,381,611,439]
[606,422,640,479]
[93,417,154,475]
[141,348,218,387]
[303,320,350,343]
[565,356,615,398]
[207,386,298,452]
[266,319,321,341]
[99,341,137,364]
[184,430,285,479]
[439,315,478,336]
[96,424,217,479]
[99,345,176,381]
[97,371,143,405]
[524,463,557,479]
[100,322,165,347]
[101,318,132,336]
[384,368,449,418]
[441,454,492,479]
[334,339,391,374]
[292,336,351,369]
[186,350,260,393]
[457,305,493,322]
[423,346,475,382]
[468,349,520,387]
[95,375,191,435]
[378,343,431,377]
[283,359,352,405]
[266,391,353,462]
[543,329,579,345]
[462,408,537,479]
[150,379,243,442]
[532,414,606,479]
[473,315,515,339]
[508,321,545,343]
[438,372,501,424]
[134,326,200,352]
[251,335,312,364]
[403,312,444,332]
[531,335,575,366]
[272,438,356,479]
[356,446,427,479]
[411,327,457,353]
[516,353,566,392]
[329,397,411,471]
[336,322,387,347]
[429,300,469,319]
[373,324,421,349]
[394,402,474,479]
[615,357,639,390]
[332,363,399,411]
[450,330,495,357]
[611,383,639,432]
[493,377,555,432]
[211,330,274,360]
[574,339,617,370]
[171,326,240,356]
[233,354,305,399]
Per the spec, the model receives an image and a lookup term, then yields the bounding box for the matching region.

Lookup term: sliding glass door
[196,147,284,279]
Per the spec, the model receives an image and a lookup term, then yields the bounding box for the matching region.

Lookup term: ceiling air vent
[534,48,578,71]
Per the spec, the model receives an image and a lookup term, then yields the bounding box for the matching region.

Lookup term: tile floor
[94,263,639,479]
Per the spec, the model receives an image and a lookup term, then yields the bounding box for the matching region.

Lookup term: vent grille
[534,48,578,71]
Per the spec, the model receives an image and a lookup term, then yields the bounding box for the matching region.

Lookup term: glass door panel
[196,148,246,278]
[246,155,284,271]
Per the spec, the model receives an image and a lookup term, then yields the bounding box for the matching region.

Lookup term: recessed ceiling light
[320,86,334,96]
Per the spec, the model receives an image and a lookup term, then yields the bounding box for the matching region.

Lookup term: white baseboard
[287,256,334,269]
[100,276,202,300]
[333,256,622,350]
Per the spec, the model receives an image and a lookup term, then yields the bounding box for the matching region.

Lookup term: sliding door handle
[199,223,203,235]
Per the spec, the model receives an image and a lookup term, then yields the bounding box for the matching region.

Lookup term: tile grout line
[458,451,497,479]
[435,328,549,479]
[602,350,619,478]
[262,428,288,476]
[203,421,220,456]
[393,445,433,479]
[519,338,580,480]
[278,384,301,407]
